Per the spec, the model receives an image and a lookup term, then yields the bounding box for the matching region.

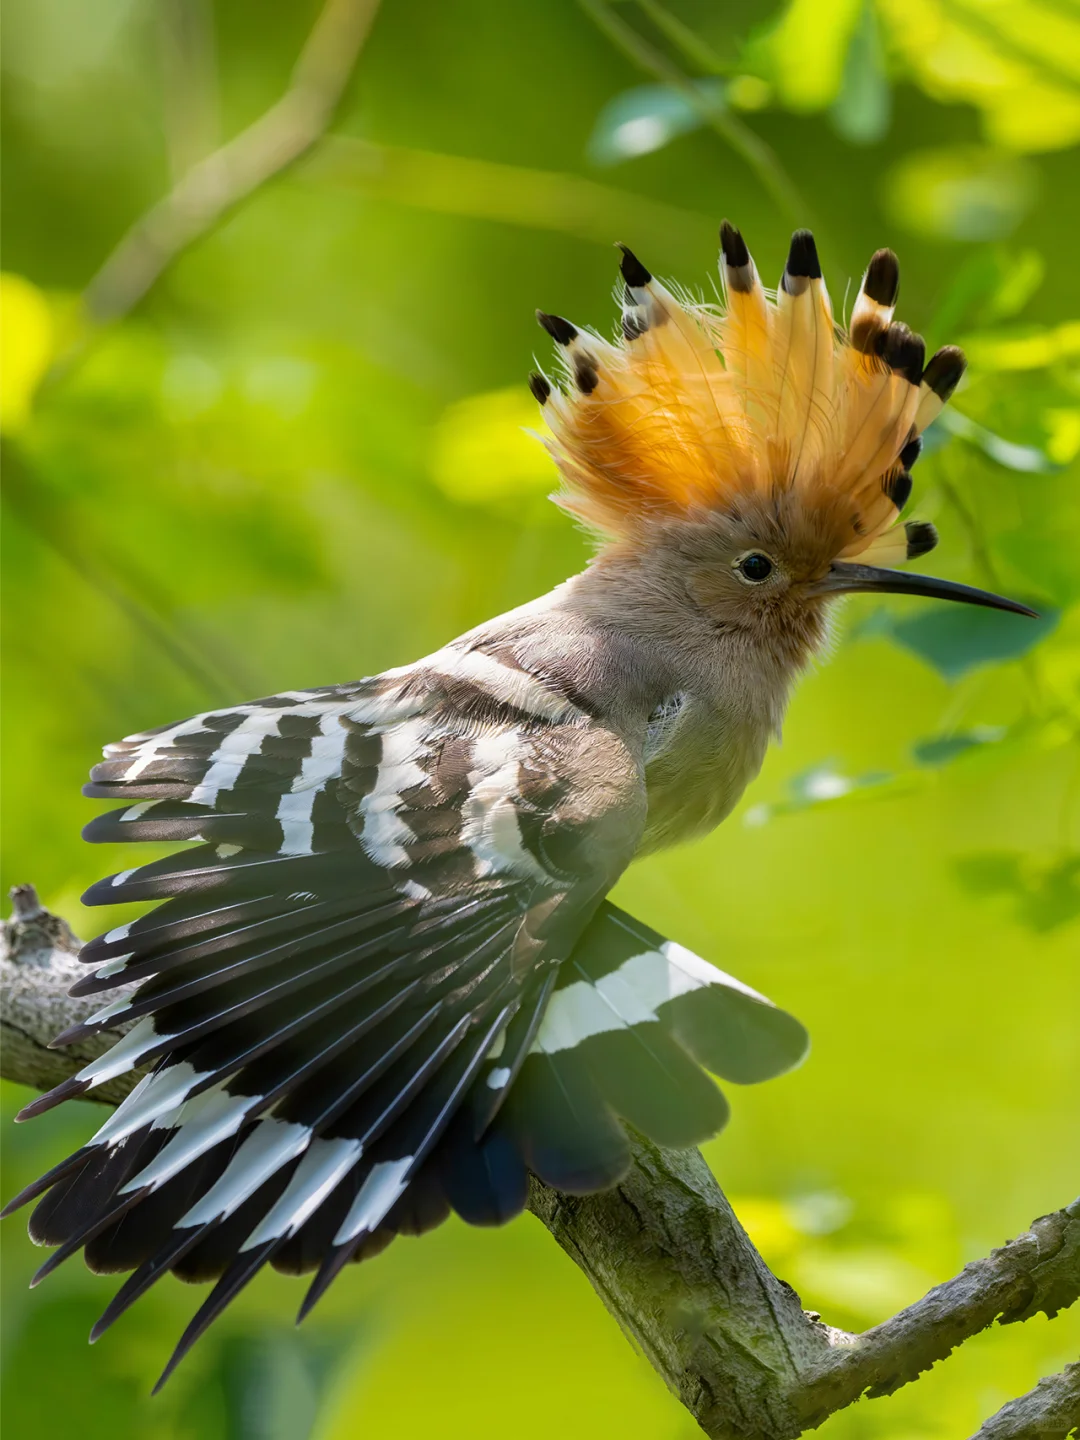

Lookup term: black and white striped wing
[5,655,646,1378]
[5,648,808,1385]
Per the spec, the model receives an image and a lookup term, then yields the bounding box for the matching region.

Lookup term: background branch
[81,0,381,328]
[4,889,1077,1439]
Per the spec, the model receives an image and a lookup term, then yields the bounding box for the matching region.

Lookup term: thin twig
[636,0,732,75]
[82,0,381,327]
[971,1362,1080,1440]
[789,1202,1080,1426]
[310,136,715,251]
[578,0,806,225]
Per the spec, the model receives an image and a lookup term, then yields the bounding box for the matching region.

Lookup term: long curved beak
[820,562,1038,618]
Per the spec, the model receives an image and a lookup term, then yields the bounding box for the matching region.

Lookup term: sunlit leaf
[586,80,726,165]
[429,386,556,509]
[888,601,1059,680]
[0,273,54,433]
[742,0,862,111]
[957,320,1080,373]
[876,0,1080,154]
[792,1245,936,1322]
[882,146,1036,242]
[928,247,1045,343]
[1044,409,1080,466]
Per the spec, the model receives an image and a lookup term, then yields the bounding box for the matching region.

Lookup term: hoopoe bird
[5,224,1033,1388]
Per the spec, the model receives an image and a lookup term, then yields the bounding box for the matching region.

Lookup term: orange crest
[529,225,965,566]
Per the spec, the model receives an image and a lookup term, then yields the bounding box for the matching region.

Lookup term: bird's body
[5,223,1032,1388]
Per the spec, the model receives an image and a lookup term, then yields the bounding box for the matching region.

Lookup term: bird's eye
[737,553,774,583]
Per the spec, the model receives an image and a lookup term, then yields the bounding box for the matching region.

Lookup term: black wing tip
[863,247,900,306]
[527,371,551,405]
[153,1242,280,1392]
[904,520,939,559]
[923,345,967,401]
[67,971,112,998]
[296,1243,355,1323]
[535,311,577,346]
[49,1019,100,1048]
[785,228,821,281]
[616,243,652,288]
[15,1076,90,1122]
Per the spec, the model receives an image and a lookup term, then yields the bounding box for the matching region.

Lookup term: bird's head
[530,224,1034,658]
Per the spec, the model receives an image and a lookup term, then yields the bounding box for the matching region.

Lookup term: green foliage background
[2,1,1078,1435]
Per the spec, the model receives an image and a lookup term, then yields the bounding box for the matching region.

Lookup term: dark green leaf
[888,601,1059,680]
[954,851,1080,932]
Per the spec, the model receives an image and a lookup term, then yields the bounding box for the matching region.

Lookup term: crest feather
[531,226,964,563]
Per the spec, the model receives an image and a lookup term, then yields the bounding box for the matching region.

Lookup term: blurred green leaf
[743,762,906,825]
[929,247,1046,343]
[882,146,1035,241]
[877,0,1080,153]
[742,0,862,112]
[958,319,1080,373]
[953,851,1080,931]
[888,602,1060,680]
[830,1,890,145]
[939,408,1061,473]
[177,1326,358,1440]
[429,385,557,511]
[585,80,726,165]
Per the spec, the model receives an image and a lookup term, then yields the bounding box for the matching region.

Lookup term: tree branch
[3,889,1078,1439]
[973,1363,1080,1440]
[82,0,381,327]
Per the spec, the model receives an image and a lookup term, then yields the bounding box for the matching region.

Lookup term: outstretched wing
[6,646,650,1380]
[5,642,809,1386]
